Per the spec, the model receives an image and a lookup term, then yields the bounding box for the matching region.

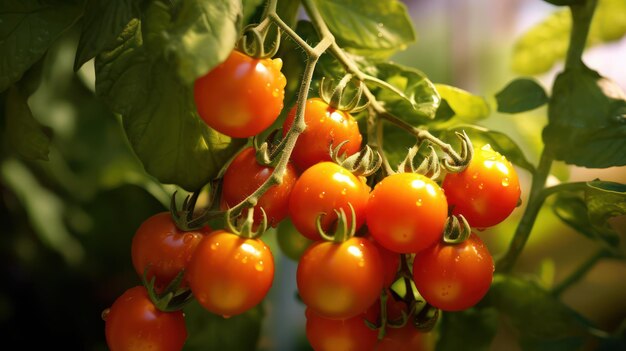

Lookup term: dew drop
[266,82,271,87]
[272,88,279,97]
[377,32,383,38]
[242,256,248,263]
[341,188,347,195]
[255,261,264,271]
[501,178,510,187]
[319,191,326,199]
[210,242,219,250]
[478,183,484,190]
[472,173,478,180]
[358,260,365,268]
[416,199,423,206]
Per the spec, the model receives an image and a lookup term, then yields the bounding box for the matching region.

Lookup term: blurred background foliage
[1,0,625,350]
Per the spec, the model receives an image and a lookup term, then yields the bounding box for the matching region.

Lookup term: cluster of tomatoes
[103,50,521,351]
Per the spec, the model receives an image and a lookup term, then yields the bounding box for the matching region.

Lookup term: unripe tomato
[305,308,378,351]
[366,173,448,254]
[442,144,521,228]
[412,233,494,311]
[277,218,313,261]
[194,51,286,138]
[186,230,274,317]
[221,147,298,227]
[283,98,362,171]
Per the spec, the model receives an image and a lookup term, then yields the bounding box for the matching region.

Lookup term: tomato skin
[297,237,384,320]
[221,147,298,227]
[366,173,448,254]
[105,286,187,351]
[442,144,521,228]
[131,212,208,288]
[375,324,433,351]
[194,51,286,138]
[412,233,494,311]
[277,218,313,261]
[283,98,362,171]
[289,162,369,241]
[366,236,400,287]
[186,230,274,316]
[305,308,378,351]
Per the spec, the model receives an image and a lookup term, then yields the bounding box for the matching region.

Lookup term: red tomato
[412,233,494,311]
[288,162,369,241]
[186,230,274,317]
[131,212,208,288]
[283,98,362,171]
[375,324,433,351]
[366,173,448,254]
[442,144,521,228]
[297,237,384,320]
[221,147,298,227]
[306,308,378,351]
[366,236,400,287]
[194,51,286,138]
[104,286,187,351]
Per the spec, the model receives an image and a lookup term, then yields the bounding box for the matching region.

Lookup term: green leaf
[96,17,245,191]
[74,0,138,71]
[3,86,50,161]
[436,308,499,351]
[543,0,584,5]
[585,180,626,237]
[434,99,455,123]
[435,84,490,122]
[0,0,81,92]
[313,0,415,57]
[512,0,626,75]
[543,66,626,168]
[495,78,548,114]
[184,300,264,351]
[242,0,266,25]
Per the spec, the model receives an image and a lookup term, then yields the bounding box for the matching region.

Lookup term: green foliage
[434,84,490,123]
[495,78,548,114]
[436,308,499,351]
[3,87,50,161]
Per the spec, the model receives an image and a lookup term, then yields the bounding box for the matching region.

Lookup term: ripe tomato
[283,98,362,171]
[104,286,187,351]
[366,173,448,254]
[186,230,274,317]
[221,147,298,227]
[194,50,286,138]
[277,218,313,261]
[365,235,400,287]
[288,162,369,241]
[376,324,433,351]
[442,144,521,228]
[131,212,209,288]
[305,308,378,351]
[412,233,494,311]
[297,237,384,320]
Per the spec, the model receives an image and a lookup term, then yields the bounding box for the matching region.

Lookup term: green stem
[551,249,607,297]
[497,149,553,273]
[565,0,598,69]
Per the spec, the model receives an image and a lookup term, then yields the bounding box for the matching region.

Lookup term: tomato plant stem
[565,0,598,69]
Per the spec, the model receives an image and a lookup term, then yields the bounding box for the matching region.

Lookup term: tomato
[297,237,384,320]
[412,233,494,311]
[366,173,448,254]
[305,308,378,351]
[186,230,274,316]
[367,236,400,288]
[289,162,369,241]
[131,212,208,288]
[221,147,298,227]
[442,144,521,228]
[104,286,187,351]
[283,98,362,171]
[375,324,433,351]
[277,218,313,261]
[194,51,286,138]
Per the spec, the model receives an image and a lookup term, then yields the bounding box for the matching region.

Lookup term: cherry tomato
[186,230,274,317]
[412,233,494,311]
[305,308,378,351]
[194,50,286,138]
[366,173,448,254]
[131,212,208,288]
[104,286,187,351]
[297,237,384,320]
[277,218,314,261]
[283,98,362,171]
[376,324,433,351]
[442,144,521,228]
[221,147,298,227]
[289,162,369,241]
[365,235,400,287]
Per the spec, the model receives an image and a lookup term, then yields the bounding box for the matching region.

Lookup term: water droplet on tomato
[272,88,279,97]
[478,183,484,190]
[255,261,264,271]
[501,178,510,187]
[341,188,347,195]
[319,191,326,199]
[358,260,365,268]
[416,199,423,206]
[210,242,219,251]
[472,173,478,179]
[242,256,248,263]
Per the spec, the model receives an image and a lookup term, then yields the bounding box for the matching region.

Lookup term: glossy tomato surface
[366,173,448,254]
[105,286,187,351]
[306,308,378,351]
[297,237,384,320]
[442,144,521,228]
[131,212,208,288]
[289,162,369,241]
[221,147,297,227]
[194,51,286,138]
[283,98,362,171]
[186,230,274,317]
[412,233,494,311]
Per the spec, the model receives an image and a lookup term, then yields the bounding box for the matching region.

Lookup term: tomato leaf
[313,0,415,57]
[495,78,548,114]
[435,84,490,123]
[543,66,626,168]
[74,0,139,71]
[3,86,50,161]
[585,180,626,239]
[96,17,245,191]
[0,0,81,92]
[512,0,626,75]
[436,308,499,351]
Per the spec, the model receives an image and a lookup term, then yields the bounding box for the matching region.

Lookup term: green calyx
[225,207,268,240]
[142,269,193,313]
[319,74,369,113]
[442,214,472,244]
[237,20,281,59]
[330,141,382,177]
[315,203,357,243]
